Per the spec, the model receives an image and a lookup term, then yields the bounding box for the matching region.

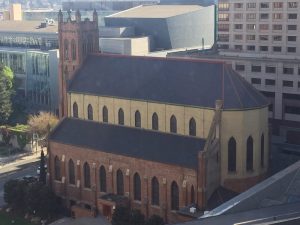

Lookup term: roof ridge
[224,65,243,108]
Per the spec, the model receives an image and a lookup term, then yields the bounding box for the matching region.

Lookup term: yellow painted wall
[68,93,269,182]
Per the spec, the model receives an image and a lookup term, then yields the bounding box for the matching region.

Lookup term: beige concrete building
[217,0,300,133]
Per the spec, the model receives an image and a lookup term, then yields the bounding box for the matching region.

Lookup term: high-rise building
[216,0,300,135]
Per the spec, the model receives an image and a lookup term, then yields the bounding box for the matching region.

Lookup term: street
[0,158,39,207]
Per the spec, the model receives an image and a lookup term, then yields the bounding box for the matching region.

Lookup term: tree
[145,215,165,225]
[130,209,145,225]
[0,72,13,124]
[112,206,130,225]
[39,150,46,184]
[28,111,59,138]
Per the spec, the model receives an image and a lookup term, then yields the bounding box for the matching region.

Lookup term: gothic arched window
[261,134,264,168]
[64,39,69,60]
[99,166,106,192]
[87,104,93,120]
[71,39,76,61]
[118,108,124,125]
[191,185,195,204]
[152,113,159,130]
[102,106,108,123]
[73,102,78,118]
[247,136,254,171]
[135,110,141,128]
[171,181,179,210]
[116,169,124,195]
[54,156,61,181]
[170,115,177,133]
[228,137,237,172]
[68,159,75,185]
[189,118,196,136]
[151,177,159,206]
[133,173,141,201]
[84,162,91,188]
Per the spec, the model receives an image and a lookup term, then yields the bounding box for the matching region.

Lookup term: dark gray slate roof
[68,54,268,110]
[50,118,205,169]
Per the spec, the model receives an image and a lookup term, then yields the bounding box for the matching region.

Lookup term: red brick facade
[49,141,201,223]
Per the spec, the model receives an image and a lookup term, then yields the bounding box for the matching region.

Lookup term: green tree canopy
[0,65,14,124]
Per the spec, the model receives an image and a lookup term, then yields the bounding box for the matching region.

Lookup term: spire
[75,9,81,23]
[93,9,98,24]
[58,9,63,23]
[67,9,71,22]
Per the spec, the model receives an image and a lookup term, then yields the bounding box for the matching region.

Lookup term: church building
[48,10,270,223]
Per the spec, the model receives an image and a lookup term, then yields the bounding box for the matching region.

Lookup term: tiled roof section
[68,54,268,110]
[50,118,205,169]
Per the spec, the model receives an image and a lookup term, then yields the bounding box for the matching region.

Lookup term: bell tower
[58,9,99,118]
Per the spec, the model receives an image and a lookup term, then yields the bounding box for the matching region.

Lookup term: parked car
[37,165,47,175]
[22,175,38,183]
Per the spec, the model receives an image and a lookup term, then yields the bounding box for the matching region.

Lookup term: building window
[287,25,297,30]
[247,3,256,9]
[191,185,195,204]
[68,159,75,185]
[234,34,243,41]
[171,181,179,210]
[251,78,261,84]
[99,166,106,192]
[283,80,293,87]
[234,13,243,20]
[288,14,297,19]
[273,13,282,19]
[71,39,76,61]
[273,46,282,52]
[73,102,78,118]
[287,47,296,53]
[189,118,196,136]
[235,45,243,50]
[283,67,294,75]
[265,79,276,86]
[246,136,254,172]
[54,156,61,181]
[218,24,229,32]
[234,24,243,30]
[234,3,243,9]
[247,13,256,20]
[118,108,124,125]
[259,24,269,31]
[247,35,256,41]
[84,162,91,188]
[247,45,255,51]
[260,2,269,9]
[116,169,124,195]
[64,39,69,60]
[133,173,141,201]
[235,64,245,71]
[87,104,93,120]
[135,110,141,128]
[259,35,268,41]
[151,177,159,206]
[260,46,268,51]
[218,34,229,42]
[266,66,276,73]
[219,13,229,21]
[260,13,269,19]
[285,106,300,115]
[218,3,229,11]
[152,113,159,130]
[273,25,282,31]
[273,2,283,8]
[228,137,236,172]
[170,115,177,133]
[102,106,108,123]
[288,36,297,42]
[261,134,264,168]
[251,65,261,72]
[288,2,298,8]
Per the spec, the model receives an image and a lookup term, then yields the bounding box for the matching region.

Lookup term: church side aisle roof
[68,54,268,110]
[50,118,205,169]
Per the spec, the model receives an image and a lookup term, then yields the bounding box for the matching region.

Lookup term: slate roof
[49,118,205,169]
[68,54,268,110]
